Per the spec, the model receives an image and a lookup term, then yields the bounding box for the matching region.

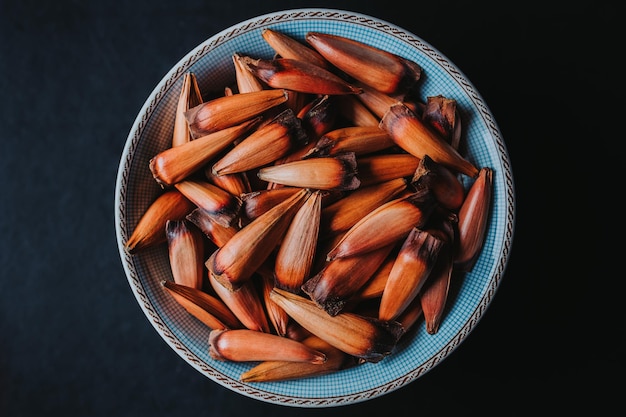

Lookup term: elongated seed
[208,328,327,364]
[172,72,203,147]
[208,272,270,333]
[212,108,308,175]
[455,167,493,271]
[320,177,408,238]
[206,188,310,291]
[241,56,363,95]
[269,288,404,363]
[326,188,435,260]
[302,243,395,316]
[378,227,444,321]
[380,102,479,178]
[166,219,204,289]
[185,89,288,137]
[306,125,395,158]
[239,335,349,382]
[411,154,465,211]
[162,280,243,330]
[125,190,196,253]
[233,53,265,93]
[274,190,323,293]
[257,153,360,191]
[262,28,330,69]
[305,32,421,96]
[174,179,242,227]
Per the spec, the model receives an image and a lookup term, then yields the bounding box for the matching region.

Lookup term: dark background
[1,0,618,415]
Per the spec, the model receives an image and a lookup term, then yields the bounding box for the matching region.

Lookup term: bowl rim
[115,7,516,407]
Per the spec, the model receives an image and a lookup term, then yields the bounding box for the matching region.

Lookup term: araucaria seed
[185,89,288,137]
[172,71,203,147]
[162,280,243,330]
[305,32,422,96]
[125,190,196,253]
[302,243,395,316]
[455,167,493,271]
[274,190,323,293]
[378,227,444,321]
[257,153,360,191]
[269,288,404,363]
[239,335,349,382]
[211,108,308,175]
[326,187,436,260]
[411,154,465,211]
[208,328,327,364]
[166,219,204,290]
[206,188,310,291]
[380,102,479,178]
[240,56,363,95]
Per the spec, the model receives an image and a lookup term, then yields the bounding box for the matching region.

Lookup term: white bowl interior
[115,8,515,407]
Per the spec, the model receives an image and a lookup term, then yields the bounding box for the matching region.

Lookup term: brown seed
[165,219,204,289]
[125,189,196,253]
[354,82,399,119]
[305,32,421,96]
[149,117,261,186]
[208,328,327,364]
[208,272,270,333]
[301,243,395,316]
[310,230,345,280]
[420,245,454,335]
[274,190,323,293]
[354,252,396,300]
[185,208,238,248]
[240,187,302,221]
[326,188,435,260]
[206,188,310,291]
[284,321,313,342]
[320,178,408,238]
[256,264,290,337]
[413,211,457,334]
[380,102,479,178]
[185,88,288,137]
[239,335,349,382]
[162,280,243,330]
[172,72,203,147]
[268,141,317,176]
[395,296,424,336]
[298,94,337,141]
[421,95,458,147]
[357,153,421,188]
[211,108,308,175]
[378,227,445,322]
[283,89,309,115]
[240,56,363,95]
[205,167,252,198]
[455,167,493,271]
[174,179,242,227]
[257,153,360,191]
[336,94,380,127]
[232,53,265,94]
[261,28,330,69]
[306,125,395,158]
[411,154,466,211]
[269,288,404,363]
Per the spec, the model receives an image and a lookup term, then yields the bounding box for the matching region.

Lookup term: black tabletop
[1,1,618,415]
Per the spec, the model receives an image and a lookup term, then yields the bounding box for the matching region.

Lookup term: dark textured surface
[1,1,617,415]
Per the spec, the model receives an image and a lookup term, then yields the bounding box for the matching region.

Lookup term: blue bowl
[115,8,515,407]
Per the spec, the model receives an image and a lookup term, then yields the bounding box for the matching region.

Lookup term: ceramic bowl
[115,8,515,407]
